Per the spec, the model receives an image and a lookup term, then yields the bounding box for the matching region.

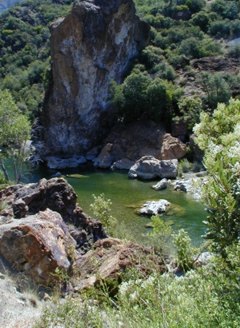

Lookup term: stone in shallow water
[128,156,178,180]
[152,178,168,191]
[139,199,171,216]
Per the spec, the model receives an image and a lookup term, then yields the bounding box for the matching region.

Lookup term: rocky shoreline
[0,178,168,292]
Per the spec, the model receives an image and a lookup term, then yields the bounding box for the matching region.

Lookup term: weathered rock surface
[152,178,168,191]
[0,178,106,285]
[0,209,76,285]
[72,238,167,290]
[40,0,149,158]
[128,156,178,180]
[139,200,171,216]
[93,143,113,169]
[161,133,187,160]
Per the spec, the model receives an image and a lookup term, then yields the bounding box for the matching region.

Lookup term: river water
[19,165,206,246]
[24,166,206,245]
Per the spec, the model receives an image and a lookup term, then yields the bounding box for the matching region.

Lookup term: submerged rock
[39,0,149,159]
[139,200,171,216]
[128,156,178,180]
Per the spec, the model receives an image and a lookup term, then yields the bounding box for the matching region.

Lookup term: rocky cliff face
[40,0,149,158]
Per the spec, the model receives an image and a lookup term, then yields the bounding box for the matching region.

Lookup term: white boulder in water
[139,199,171,216]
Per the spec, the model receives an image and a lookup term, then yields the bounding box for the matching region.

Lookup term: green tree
[194,99,240,254]
[201,73,231,109]
[0,89,31,182]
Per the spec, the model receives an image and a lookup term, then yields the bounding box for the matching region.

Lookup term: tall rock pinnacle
[40,0,149,159]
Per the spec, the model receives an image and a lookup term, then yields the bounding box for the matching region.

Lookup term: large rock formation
[0,179,168,288]
[0,178,106,285]
[40,0,149,159]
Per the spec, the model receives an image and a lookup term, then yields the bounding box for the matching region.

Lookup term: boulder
[161,133,187,160]
[128,156,178,180]
[139,200,171,216]
[111,158,134,171]
[152,178,168,191]
[174,181,187,192]
[39,0,149,158]
[0,178,108,286]
[72,238,166,290]
[0,178,106,252]
[93,143,113,169]
[0,209,76,285]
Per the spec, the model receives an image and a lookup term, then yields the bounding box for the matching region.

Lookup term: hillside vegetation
[0,1,239,327]
[112,0,240,131]
[0,0,72,119]
[0,0,240,130]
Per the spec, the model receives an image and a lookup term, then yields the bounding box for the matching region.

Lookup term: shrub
[90,193,116,235]
[173,229,195,271]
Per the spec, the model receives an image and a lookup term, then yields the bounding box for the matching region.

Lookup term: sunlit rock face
[41,0,149,157]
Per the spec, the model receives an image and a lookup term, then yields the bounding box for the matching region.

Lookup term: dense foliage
[1,0,240,130]
[0,0,72,119]
[0,89,30,182]
[194,99,240,253]
[111,0,240,129]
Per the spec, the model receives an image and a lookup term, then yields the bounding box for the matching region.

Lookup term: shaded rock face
[94,121,165,168]
[0,178,106,285]
[41,0,149,157]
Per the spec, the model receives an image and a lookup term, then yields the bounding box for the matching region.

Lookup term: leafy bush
[90,193,116,235]
[194,99,240,253]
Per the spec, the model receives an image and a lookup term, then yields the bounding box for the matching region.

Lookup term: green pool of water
[11,161,206,245]
[65,170,206,245]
